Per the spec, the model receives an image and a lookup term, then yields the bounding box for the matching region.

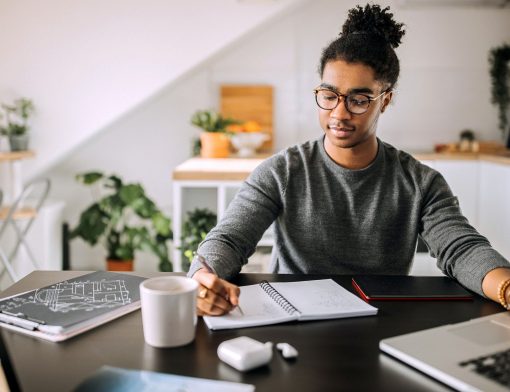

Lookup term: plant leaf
[76,172,104,185]
[69,203,107,245]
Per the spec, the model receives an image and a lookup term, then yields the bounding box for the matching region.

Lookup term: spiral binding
[259,281,300,315]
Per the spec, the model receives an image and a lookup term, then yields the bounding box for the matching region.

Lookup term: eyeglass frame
[313,87,389,115]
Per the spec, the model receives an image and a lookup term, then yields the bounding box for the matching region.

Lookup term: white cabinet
[478,161,510,260]
[414,158,482,276]
[172,179,244,272]
[172,157,269,272]
[435,160,479,228]
[419,158,510,261]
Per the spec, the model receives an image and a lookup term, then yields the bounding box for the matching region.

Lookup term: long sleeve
[419,171,509,296]
[187,153,287,279]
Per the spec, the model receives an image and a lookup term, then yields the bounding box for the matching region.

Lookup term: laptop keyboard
[459,348,510,387]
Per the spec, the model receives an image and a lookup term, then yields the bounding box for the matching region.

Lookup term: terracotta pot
[106,259,134,271]
[200,132,230,158]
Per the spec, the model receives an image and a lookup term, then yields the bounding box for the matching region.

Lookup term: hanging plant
[489,43,510,135]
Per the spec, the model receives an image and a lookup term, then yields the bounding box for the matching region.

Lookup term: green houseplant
[70,172,173,271]
[180,208,217,272]
[0,98,35,151]
[191,110,238,133]
[190,110,239,158]
[489,43,510,146]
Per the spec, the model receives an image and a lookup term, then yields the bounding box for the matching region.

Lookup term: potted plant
[489,43,510,147]
[0,98,35,151]
[190,110,239,158]
[179,208,217,272]
[70,172,173,271]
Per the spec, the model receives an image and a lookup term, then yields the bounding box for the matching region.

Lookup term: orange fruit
[226,124,244,133]
[242,121,262,133]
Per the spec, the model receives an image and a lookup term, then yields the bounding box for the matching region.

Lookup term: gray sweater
[188,137,509,296]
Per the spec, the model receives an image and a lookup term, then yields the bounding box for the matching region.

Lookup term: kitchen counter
[173,150,510,182]
[172,155,270,181]
[413,151,510,165]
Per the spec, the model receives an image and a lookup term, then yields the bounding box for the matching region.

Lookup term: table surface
[0,271,503,392]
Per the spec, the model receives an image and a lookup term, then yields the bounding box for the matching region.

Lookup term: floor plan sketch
[0,274,139,315]
[38,278,132,312]
[0,271,146,340]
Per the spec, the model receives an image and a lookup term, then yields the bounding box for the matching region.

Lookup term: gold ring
[198,288,208,299]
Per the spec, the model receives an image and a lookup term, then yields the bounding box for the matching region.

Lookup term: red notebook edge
[352,278,371,301]
[351,277,474,302]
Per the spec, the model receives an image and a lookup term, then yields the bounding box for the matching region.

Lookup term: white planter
[9,134,30,151]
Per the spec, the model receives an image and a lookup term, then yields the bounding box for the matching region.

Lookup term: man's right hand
[192,269,241,316]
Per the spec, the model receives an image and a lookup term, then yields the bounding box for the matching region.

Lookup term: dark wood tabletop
[0,271,503,392]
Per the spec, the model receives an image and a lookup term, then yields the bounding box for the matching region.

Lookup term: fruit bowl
[230,133,269,158]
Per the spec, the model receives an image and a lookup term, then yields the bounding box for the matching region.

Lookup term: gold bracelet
[497,279,510,310]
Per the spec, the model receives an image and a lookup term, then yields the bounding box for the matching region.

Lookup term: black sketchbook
[351,275,474,301]
[0,271,146,342]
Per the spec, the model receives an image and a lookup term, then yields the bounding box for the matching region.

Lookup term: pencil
[195,252,244,315]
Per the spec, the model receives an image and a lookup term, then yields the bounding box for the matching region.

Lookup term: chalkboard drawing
[1,279,132,313]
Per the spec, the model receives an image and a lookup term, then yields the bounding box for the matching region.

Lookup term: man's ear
[381,91,393,113]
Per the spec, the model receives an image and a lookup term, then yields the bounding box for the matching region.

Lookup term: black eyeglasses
[313,88,387,115]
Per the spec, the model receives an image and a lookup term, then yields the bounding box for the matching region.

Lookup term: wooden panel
[220,85,273,152]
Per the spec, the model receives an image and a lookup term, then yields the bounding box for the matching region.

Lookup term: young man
[188,4,510,316]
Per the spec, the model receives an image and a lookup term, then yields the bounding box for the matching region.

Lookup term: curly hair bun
[341,4,405,49]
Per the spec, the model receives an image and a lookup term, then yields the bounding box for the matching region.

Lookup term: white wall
[0,0,303,179]
[46,0,510,270]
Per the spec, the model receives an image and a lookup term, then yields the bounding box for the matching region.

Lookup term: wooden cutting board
[220,84,273,152]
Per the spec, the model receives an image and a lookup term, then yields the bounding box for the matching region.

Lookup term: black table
[0,271,503,392]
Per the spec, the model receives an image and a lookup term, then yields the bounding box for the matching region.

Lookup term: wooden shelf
[0,150,35,162]
[0,206,37,220]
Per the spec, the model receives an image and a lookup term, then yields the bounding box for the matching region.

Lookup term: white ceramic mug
[140,276,199,348]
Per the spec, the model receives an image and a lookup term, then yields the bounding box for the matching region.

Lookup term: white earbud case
[217,336,273,371]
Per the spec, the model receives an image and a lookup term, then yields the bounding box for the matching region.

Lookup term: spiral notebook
[203,279,378,330]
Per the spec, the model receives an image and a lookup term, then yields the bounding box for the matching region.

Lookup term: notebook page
[202,283,299,330]
[271,279,377,321]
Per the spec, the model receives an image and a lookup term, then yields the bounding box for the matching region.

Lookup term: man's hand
[192,269,241,316]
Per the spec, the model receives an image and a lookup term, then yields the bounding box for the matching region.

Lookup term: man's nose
[330,98,352,120]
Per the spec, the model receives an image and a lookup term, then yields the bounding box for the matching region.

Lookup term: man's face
[318,60,392,153]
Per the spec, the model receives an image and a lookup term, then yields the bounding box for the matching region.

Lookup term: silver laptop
[380,312,510,392]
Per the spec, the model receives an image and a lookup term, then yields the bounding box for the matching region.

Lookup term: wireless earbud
[276,342,298,359]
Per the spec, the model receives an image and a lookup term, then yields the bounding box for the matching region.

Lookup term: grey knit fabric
[188,137,509,296]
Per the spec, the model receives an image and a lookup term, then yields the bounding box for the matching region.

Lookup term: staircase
[0,0,306,179]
